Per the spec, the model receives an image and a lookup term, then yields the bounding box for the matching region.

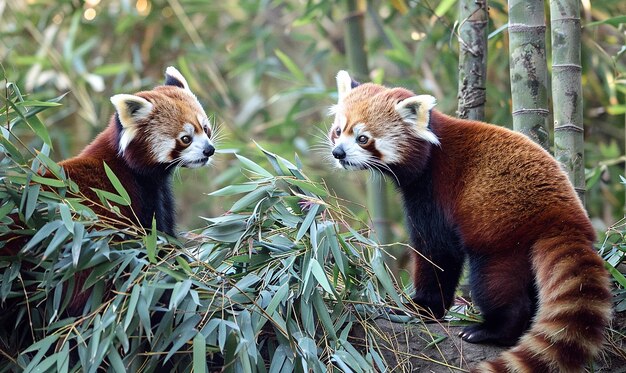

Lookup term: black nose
[203,144,215,157]
[332,146,346,160]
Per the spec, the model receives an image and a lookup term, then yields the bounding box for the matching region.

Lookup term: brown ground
[352,314,626,372]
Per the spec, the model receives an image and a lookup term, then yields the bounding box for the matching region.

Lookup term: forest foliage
[1,0,626,371]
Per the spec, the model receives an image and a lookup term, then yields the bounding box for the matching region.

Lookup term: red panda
[327,70,612,372]
[54,66,215,237]
[2,67,215,316]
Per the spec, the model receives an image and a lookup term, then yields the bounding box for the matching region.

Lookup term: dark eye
[181,135,192,144]
[204,126,211,137]
[357,135,369,144]
[334,127,341,137]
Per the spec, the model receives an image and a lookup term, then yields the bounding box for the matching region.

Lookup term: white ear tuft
[395,95,439,145]
[165,66,191,91]
[336,70,353,103]
[111,94,153,152]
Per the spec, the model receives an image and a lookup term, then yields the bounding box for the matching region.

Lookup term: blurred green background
[1,0,625,241]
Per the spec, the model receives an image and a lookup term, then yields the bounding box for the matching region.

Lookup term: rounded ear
[165,66,191,91]
[111,94,153,152]
[395,95,439,145]
[110,94,153,128]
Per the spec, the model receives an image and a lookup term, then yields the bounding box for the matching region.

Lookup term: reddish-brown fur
[330,77,612,372]
[2,68,214,315]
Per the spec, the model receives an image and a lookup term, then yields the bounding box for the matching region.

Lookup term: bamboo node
[512,108,549,116]
[552,64,582,71]
[508,24,547,33]
[554,124,584,133]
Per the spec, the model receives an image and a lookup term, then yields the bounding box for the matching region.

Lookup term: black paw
[410,295,448,320]
[458,324,518,346]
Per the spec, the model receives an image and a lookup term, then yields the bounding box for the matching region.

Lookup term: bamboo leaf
[296,204,319,242]
[209,183,259,196]
[586,15,626,28]
[103,162,131,203]
[23,220,63,252]
[193,332,207,373]
[284,178,328,197]
[71,223,84,267]
[144,217,157,263]
[124,285,141,331]
[59,203,74,233]
[235,154,273,178]
[275,49,307,82]
[309,259,334,296]
[434,0,456,17]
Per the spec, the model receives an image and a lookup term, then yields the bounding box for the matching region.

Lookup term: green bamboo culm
[508,0,550,150]
[550,0,585,204]
[343,0,391,244]
[457,0,489,121]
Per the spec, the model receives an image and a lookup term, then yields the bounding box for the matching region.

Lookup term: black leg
[460,253,537,345]
[411,247,465,319]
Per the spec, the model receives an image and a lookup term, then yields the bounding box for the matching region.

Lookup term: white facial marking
[333,125,371,170]
[151,136,176,163]
[375,137,401,163]
[119,127,138,154]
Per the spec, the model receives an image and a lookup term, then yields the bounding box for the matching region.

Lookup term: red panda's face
[328,71,438,173]
[111,67,216,170]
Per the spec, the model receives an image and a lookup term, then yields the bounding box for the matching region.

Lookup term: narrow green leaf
[107,348,126,373]
[30,174,66,188]
[24,183,40,221]
[42,227,69,259]
[284,178,328,197]
[586,15,626,28]
[209,183,259,196]
[296,204,319,242]
[22,333,59,354]
[59,203,74,233]
[57,342,70,373]
[144,217,157,263]
[124,285,141,331]
[309,259,334,295]
[606,262,626,288]
[236,154,273,178]
[229,185,272,213]
[371,250,404,307]
[16,100,62,107]
[434,0,456,17]
[311,291,337,341]
[169,279,192,310]
[23,220,63,252]
[103,162,131,202]
[193,332,207,373]
[275,49,307,82]
[92,189,129,207]
[71,223,84,267]
[5,98,52,146]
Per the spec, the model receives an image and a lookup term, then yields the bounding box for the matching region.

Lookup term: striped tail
[471,233,612,373]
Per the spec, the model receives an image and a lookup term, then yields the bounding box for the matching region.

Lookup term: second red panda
[56,66,215,236]
[327,71,611,373]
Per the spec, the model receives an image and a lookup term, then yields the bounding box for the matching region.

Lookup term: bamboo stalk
[343,0,391,244]
[550,0,585,204]
[457,0,488,121]
[508,0,550,150]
